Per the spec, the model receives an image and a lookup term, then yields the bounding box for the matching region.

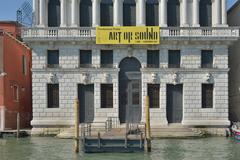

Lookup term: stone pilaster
[159,0,168,27]
[60,0,67,27]
[192,0,200,27]
[113,0,123,26]
[39,0,46,27]
[92,0,100,27]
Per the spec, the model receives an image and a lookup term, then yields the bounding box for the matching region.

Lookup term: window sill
[47,64,60,68]
[100,107,114,109]
[147,66,159,69]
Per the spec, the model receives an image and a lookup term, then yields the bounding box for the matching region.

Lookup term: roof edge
[228,0,240,14]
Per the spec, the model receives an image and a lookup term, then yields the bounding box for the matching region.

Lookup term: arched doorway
[119,57,141,123]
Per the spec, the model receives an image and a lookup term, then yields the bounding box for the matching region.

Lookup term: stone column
[160,0,168,27]
[221,0,227,26]
[39,0,46,27]
[92,0,100,27]
[137,0,146,26]
[33,0,39,26]
[192,0,200,27]
[180,0,188,26]
[60,0,67,27]
[71,0,79,27]
[113,0,123,26]
[214,0,221,26]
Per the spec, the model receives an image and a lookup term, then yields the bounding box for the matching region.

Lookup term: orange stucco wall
[0,34,4,106]
[0,22,21,38]
[0,22,32,129]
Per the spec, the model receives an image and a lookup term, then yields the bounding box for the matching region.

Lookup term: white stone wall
[228,1,240,122]
[31,44,230,127]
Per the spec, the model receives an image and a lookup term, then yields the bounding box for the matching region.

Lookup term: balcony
[22,27,239,42]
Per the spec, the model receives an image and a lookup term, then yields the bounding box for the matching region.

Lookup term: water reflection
[0,137,240,160]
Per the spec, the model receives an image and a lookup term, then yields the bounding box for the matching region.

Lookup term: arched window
[123,0,136,26]
[48,0,60,27]
[167,0,180,27]
[80,0,92,26]
[146,0,159,26]
[200,0,212,26]
[101,0,113,26]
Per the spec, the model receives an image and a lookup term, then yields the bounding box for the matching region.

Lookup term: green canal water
[0,137,240,160]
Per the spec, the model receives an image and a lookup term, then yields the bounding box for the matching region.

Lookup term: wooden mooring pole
[74,98,80,153]
[145,96,151,152]
[16,112,20,138]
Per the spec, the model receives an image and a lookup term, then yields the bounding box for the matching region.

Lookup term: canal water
[0,137,239,160]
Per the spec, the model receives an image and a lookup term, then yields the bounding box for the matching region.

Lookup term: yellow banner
[96,26,160,45]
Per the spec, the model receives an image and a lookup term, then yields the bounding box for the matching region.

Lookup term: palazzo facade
[22,0,239,133]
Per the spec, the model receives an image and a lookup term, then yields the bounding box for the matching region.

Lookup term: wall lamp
[0,72,7,77]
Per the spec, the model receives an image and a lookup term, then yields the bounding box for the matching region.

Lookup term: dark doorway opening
[78,84,94,123]
[119,57,141,123]
[167,84,183,123]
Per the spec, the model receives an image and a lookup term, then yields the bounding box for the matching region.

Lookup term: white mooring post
[74,98,80,153]
[17,112,20,138]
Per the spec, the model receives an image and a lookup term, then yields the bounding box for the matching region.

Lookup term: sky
[0,0,238,21]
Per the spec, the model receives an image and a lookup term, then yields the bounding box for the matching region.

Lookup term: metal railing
[126,123,146,136]
[22,27,240,39]
[81,123,92,138]
[105,117,119,132]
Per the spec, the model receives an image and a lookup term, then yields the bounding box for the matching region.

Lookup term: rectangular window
[48,0,60,27]
[147,50,159,68]
[123,0,136,26]
[101,50,113,68]
[148,84,160,108]
[101,84,113,108]
[22,55,27,75]
[168,50,180,68]
[199,0,212,27]
[100,0,113,26]
[47,84,59,108]
[80,0,92,26]
[202,84,213,108]
[201,50,213,68]
[80,50,92,68]
[167,0,180,26]
[146,0,159,26]
[47,50,59,68]
[13,85,19,101]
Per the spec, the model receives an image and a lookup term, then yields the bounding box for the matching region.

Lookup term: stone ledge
[182,119,230,126]
[31,119,74,126]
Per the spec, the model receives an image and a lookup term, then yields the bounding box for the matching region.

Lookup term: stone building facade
[228,1,240,122]
[23,0,239,134]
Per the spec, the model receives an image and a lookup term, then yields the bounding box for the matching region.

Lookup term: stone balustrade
[22,27,239,40]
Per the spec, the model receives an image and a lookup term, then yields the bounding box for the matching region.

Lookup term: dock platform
[81,122,146,153]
